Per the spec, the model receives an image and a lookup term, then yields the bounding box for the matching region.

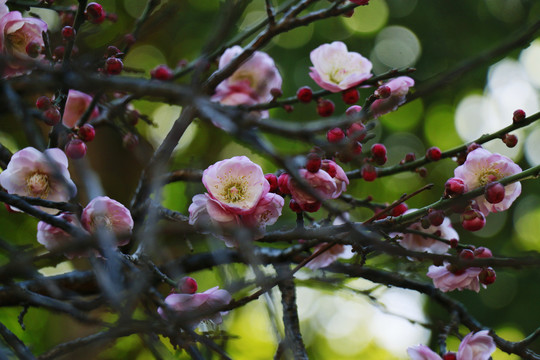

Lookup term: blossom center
[26,172,50,198]
[221,181,246,203]
[329,67,348,84]
[91,215,113,230]
[477,170,499,186]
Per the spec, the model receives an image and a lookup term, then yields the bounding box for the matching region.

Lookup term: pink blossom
[188,193,240,229]
[212,46,282,113]
[427,263,483,292]
[81,196,133,246]
[62,90,100,128]
[0,147,76,213]
[309,41,372,92]
[37,212,90,259]
[288,169,337,209]
[242,192,284,232]
[202,156,270,215]
[189,192,284,247]
[370,76,415,117]
[0,8,48,77]
[407,345,443,360]
[457,330,496,360]
[407,330,495,360]
[158,286,232,328]
[454,148,521,215]
[322,160,349,198]
[395,211,458,254]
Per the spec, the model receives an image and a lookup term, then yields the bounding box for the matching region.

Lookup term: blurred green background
[1,0,540,358]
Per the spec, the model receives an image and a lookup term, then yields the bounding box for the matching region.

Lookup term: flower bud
[278,173,291,194]
[444,177,467,197]
[426,146,442,161]
[461,209,485,232]
[317,99,335,117]
[65,139,87,159]
[178,277,198,294]
[296,86,313,103]
[342,88,359,104]
[305,153,321,173]
[484,181,505,204]
[327,128,345,143]
[512,109,526,123]
[479,267,496,285]
[265,174,278,192]
[361,164,377,182]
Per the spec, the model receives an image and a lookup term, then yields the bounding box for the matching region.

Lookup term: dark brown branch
[0,321,36,360]
[275,264,308,360]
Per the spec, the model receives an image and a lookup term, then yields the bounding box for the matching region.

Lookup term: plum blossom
[322,159,349,198]
[190,156,283,246]
[81,196,133,246]
[211,45,282,116]
[427,263,483,293]
[0,147,76,213]
[287,161,348,211]
[0,1,48,77]
[457,330,497,360]
[37,212,90,258]
[454,148,521,215]
[407,330,495,360]
[202,156,270,215]
[158,286,232,328]
[309,41,372,92]
[370,76,415,117]
[394,210,458,254]
[62,90,100,128]
[306,214,354,270]
[242,193,284,232]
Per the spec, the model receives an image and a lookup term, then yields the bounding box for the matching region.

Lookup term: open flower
[242,192,284,234]
[158,286,232,328]
[37,212,90,258]
[309,41,372,92]
[189,193,240,229]
[0,147,77,213]
[408,330,495,360]
[63,90,100,128]
[202,156,270,215]
[0,4,48,77]
[427,263,483,292]
[457,330,497,360]
[370,76,415,117]
[211,45,282,114]
[81,196,133,246]
[454,148,522,215]
[394,210,458,254]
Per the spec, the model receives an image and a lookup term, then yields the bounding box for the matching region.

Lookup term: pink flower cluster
[37,196,133,258]
[309,41,372,92]
[0,147,77,213]
[408,330,496,360]
[158,277,232,329]
[189,156,284,246]
[211,46,282,117]
[394,209,458,255]
[286,159,349,212]
[0,0,48,77]
[427,247,495,293]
